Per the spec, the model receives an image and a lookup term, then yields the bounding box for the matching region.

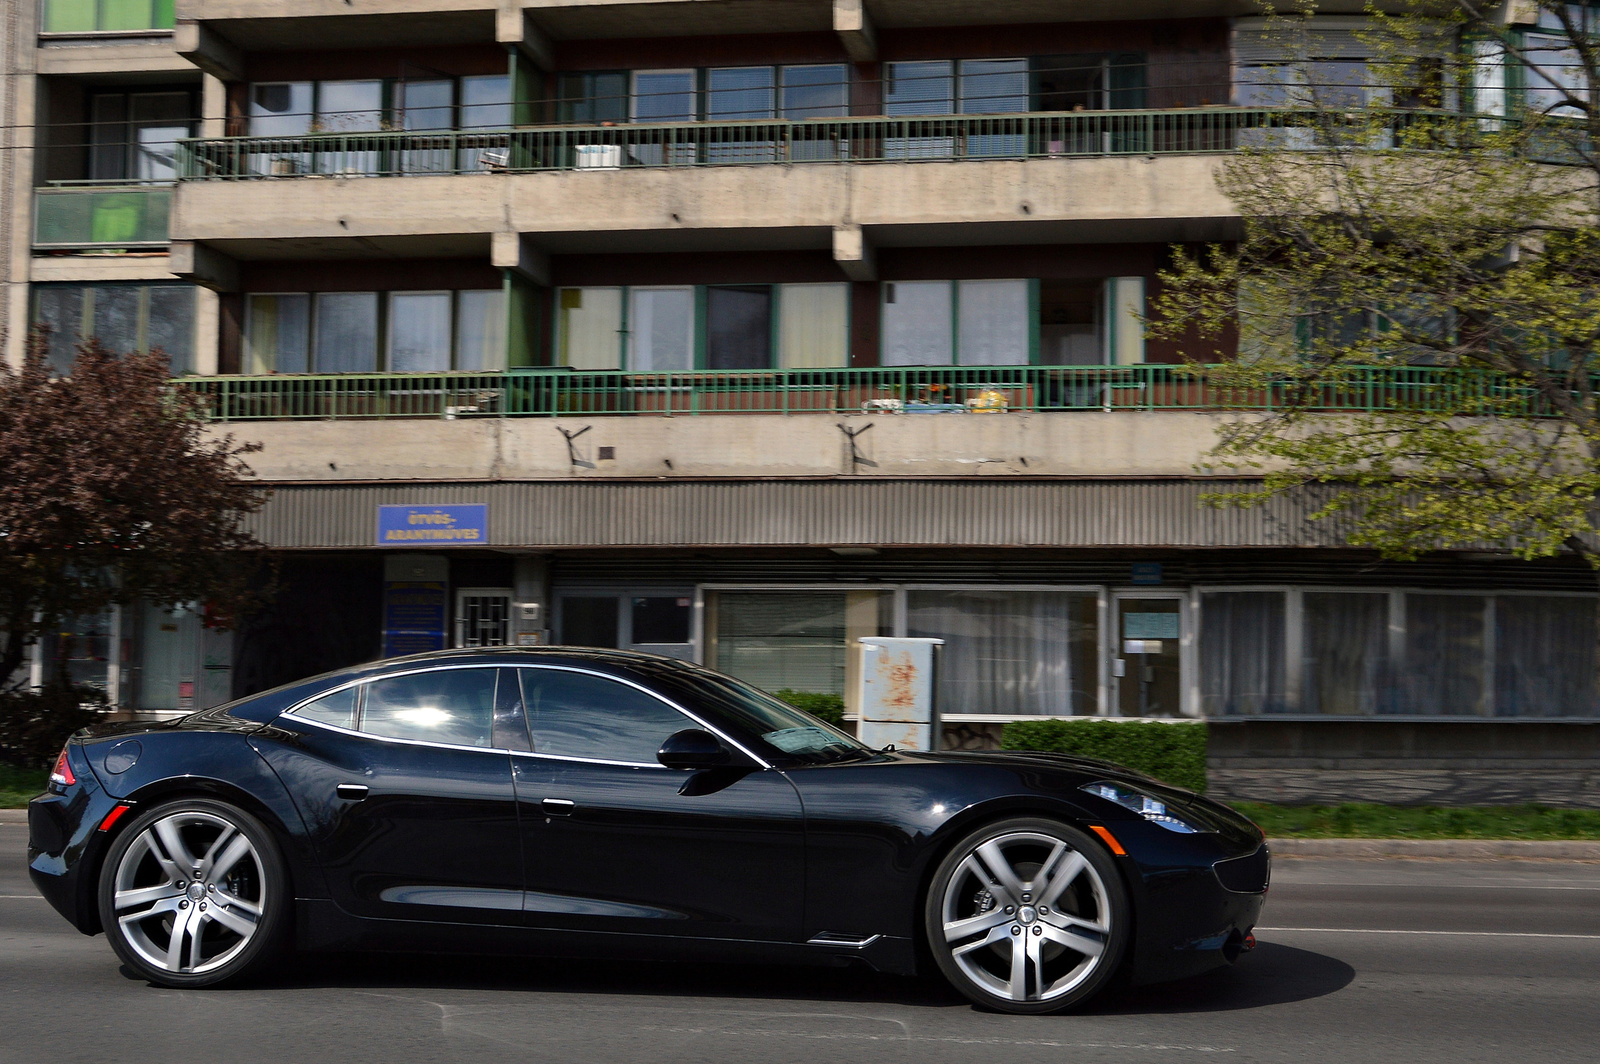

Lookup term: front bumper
[1116,823,1270,986]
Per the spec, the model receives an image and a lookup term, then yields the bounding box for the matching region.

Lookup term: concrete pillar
[492,231,550,287]
[833,0,877,63]
[513,555,553,645]
[193,286,220,375]
[201,73,227,139]
[498,4,555,71]
[833,224,876,282]
[170,241,240,294]
[174,21,243,81]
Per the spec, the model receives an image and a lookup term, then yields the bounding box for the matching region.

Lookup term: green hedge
[773,689,846,728]
[1000,718,1208,793]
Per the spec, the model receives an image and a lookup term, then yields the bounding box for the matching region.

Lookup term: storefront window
[1400,594,1487,715]
[1496,596,1598,717]
[708,591,892,710]
[908,589,1098,716]
[1303,592,1391,715]
[1200,592,1286,716]
[39,610,115,695]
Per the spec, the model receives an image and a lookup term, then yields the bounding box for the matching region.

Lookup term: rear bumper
[27,785,121,936]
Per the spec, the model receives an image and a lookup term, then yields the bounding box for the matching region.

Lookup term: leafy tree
[0,329,267,694]
[1151,2,1600,597]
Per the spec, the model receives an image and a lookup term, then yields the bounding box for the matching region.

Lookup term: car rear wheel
[924,817,1129,1014]
[97,798,289,988]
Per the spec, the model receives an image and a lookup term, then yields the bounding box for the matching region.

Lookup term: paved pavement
[3,821,1597,1063]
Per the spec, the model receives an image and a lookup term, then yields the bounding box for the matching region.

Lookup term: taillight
[50,746,76,787]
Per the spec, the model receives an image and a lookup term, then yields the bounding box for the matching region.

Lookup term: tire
[97,798,290,988]
[923,817,1129,1014]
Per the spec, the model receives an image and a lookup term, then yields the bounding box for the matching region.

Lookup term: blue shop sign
[377,504,488,546]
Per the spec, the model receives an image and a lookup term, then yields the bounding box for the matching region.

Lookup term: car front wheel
[97,798,289,988]
[924,817,1129,1014]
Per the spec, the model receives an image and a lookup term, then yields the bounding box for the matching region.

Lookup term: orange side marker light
[98,804,133,833]
[1089,824,1126,855]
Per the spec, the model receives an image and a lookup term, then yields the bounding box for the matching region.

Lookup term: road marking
[1261,926,1600,940]
[0,895,44,899]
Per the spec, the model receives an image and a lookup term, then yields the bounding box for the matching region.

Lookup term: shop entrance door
[1111,593,1188,718]
[456,588,513,647]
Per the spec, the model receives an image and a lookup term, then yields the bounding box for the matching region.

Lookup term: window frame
[513,663,771,769]
[282,664,514,755]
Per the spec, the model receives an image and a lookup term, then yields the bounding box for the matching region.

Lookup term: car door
[255,665,526,924]
[510,664,806,942]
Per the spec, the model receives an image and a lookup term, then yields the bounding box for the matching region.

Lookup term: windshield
[649,665,876,765]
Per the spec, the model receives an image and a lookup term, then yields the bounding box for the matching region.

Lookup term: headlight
[1081,782,1202,834]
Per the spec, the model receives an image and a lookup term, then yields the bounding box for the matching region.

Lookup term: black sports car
[28,648,1268,1013]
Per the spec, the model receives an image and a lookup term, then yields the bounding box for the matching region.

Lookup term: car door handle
[336,784,369,801]
[541,798,576,816]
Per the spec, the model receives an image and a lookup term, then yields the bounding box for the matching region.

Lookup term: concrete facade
[7,1,1597,805]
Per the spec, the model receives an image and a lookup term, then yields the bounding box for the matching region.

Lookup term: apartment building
[6,1,1598,804]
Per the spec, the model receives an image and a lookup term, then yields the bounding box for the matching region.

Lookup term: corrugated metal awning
[246,478,1350,550]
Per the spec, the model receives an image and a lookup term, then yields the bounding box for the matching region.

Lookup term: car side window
[361,668,497,748]
[518,667,691,764]
[296,687,357,729]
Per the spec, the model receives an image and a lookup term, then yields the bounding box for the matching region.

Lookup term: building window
[246,288,504,374]
[631,69,696,122]
[1402,594,1489,716]
[556,71,629,124]
[1302,592,1391,715]
[781,65,849,118]
[907,589,1099,717]
[31,283,195,374]
[41,0,174,33]
[707,591,892,714]
[777,283,849,368]
[1199,592,1288,716]
[1496,595,1598,716]
[89,91,194,182]
[557,287,625,370]
[881,280,1031,366]
[558,283,848,371]
[628,287,695,371]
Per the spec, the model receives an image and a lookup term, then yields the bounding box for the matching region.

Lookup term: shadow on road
[1091,943,1355,1015]
[187,939,1351,1015]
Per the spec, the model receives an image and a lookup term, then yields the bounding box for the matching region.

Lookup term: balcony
[34,184,172,250]
[40,0,176,34]
[178,364,1551,423]
[177,109,1276,181]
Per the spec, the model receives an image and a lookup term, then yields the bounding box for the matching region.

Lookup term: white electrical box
[856,637,943,752]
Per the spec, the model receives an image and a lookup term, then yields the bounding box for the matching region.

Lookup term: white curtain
[1302,592,1389,715]
[456,289,506,371]
[1199,592,1287,715]
[1496,596,1596,717]
[313,292,378,373]
[387,292,451,372]
[778,283,848,368]
[629,287,694,371]
[958,279,1028,365]
[907,590,1096,716]
[247,294,309,374]
[558,287,623,369]
[881,281,952,366]
[1400,594,1487,715]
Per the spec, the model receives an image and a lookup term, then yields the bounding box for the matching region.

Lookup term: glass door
[1112,593,1187,718]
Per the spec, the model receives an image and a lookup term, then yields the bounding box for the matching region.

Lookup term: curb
[1270,837,1600,859]
[0,809,27,824]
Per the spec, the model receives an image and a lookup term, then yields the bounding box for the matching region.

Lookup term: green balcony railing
[177,364,1555,423]
[33,184,172,249]
[41,0,175,34]
[176,108,1314,180]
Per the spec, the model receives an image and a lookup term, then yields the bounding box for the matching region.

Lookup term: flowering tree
[0,330,266,693]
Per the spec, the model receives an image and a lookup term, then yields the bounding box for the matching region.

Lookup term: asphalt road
[3,822,1598,1064]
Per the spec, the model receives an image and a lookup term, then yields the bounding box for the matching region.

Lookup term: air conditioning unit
[574,144,623,170]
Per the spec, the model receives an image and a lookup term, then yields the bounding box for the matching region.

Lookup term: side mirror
[657,728,731,771]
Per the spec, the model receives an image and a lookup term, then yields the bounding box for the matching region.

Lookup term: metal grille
[456,591,512,648]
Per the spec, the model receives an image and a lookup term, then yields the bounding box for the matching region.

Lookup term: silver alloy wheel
[938,830,1113,1004]
[111,810,266,976]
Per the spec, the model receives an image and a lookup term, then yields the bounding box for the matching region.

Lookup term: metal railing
[33,184,172,249]
[175,108,1308,180]
[177,364,1557,423]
